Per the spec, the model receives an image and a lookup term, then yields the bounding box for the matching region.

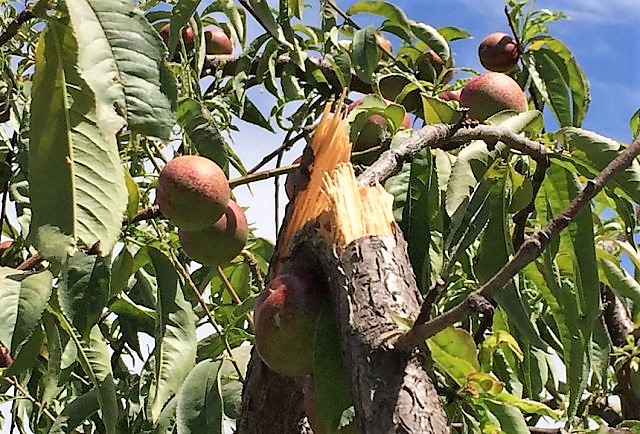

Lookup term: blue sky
[232,0,640,241]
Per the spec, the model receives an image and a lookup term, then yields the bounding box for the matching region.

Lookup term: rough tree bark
[238,107,449,433]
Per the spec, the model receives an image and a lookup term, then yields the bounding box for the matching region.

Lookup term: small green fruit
[347,98,411,153]
[459,72,527,121]
[254,273,326,377]
[205,28,233,55]
[178,200,248,265]
[157,155,230,231]
[417,50,454,84]
[478,32,520,72]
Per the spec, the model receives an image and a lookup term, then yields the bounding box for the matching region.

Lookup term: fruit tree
[0,0,639,433]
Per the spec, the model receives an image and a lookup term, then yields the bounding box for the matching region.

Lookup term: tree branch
[0,8,35,47]
[202,53,374,94]
[396,137,640,348]
[358,122,552,187]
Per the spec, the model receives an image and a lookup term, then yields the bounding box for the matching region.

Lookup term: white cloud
[540,0,640,23]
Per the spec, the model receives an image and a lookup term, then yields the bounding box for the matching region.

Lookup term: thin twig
[397,137,640,348]
[2,377,56,422]
[0,8,35,47]
[248,130,306,174]
[203,53,374,94]
[16,252,42,271]
[170,251,245,381]
[358,122,552,187]
[217,265,254,328]
[230,164,299,188]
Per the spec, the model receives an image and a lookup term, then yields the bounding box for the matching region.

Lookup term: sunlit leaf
[175,359,223,434]
[0,267,53,353]
[427,327,479,385]
[148,248,197,423]
[29,19,128,255]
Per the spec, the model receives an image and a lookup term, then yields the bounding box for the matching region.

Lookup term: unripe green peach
[417,50,454,84]
[178,200,248,265]
[347,98,411,153]
[459,72,527,121]
[157,155,230,231]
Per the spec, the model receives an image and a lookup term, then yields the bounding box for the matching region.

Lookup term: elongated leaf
[352,26,379,84]
[59,252,110,337]
[484,401,529,434]
[555,127,640,203]
[475,163,545,348]
[154,396,178,434]
[528,36,590,127]
[409,22,450,63]
[0,267,52,353]
[66,0,175,138]
[219,346,251,419]
[401,148,437,291]
[166,0,198,54]
[29,20,128,256]
[346,1,410,29]
[148,248,197,423]
[597,249,640,305]
[540,162,599,416]
[175,98,230,171]
[56,321,118,434]
[531,49,572,127]
[175,360,223,434]
[49,389,100,434]
[631,108,640,140]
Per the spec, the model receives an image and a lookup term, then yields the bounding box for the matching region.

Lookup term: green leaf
[437,26,472,42]
[597,249,640,305]
[175,359,223,434]
[154,396,178,434]
[489,392,559,419]
[66,0,175,138]
[409,22,450,63]
[148,247,197,423]
[49,389,100,434]
[176,98,230,171]
[427,327,479,386]
[528,36,590,127]
[630,108,640,140]
[352,26,379,84]
[475,163,545,349]
[219,346,251,419]
[28,19,128,256]
[59,252,110,337]
[249,0,292,49]
[124,170,140,221]
[165,0,198,54]
[444,110,542,216]
[540,162,599,416]
[555,127,640,203]
[346,1,410,29]
[421,94,461,125]
[401,148,437,291]
[530,48,572,127]
[483,401,529,434]
[313,306,352,433]
[0,267,53,353]
[56,322,118,434]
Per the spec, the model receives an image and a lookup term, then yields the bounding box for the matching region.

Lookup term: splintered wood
[281,100,395,253]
